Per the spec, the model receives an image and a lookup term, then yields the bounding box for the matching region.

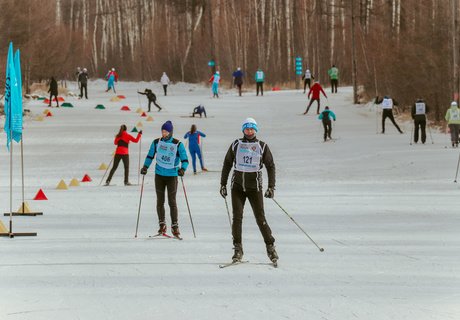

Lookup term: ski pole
[272,198,324,252]
[180,176,196,238]
[409,123,414,145]
[134,175,145,238]
[138,137,142,185]
[454,152,460,183]
[224,197,232,230]
[99,153,115,186]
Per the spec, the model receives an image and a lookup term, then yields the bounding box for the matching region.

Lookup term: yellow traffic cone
[0,220,7,233]
[136,121,143,128]
[98,163,108,170]
[69,178,80,187]
[136,108,143,113]
[56,179,68,190]
[35,115,44,121]
[146,116,154,122]
[16,202,32,214]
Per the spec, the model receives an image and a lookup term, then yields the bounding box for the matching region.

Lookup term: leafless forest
[0,0,458,116]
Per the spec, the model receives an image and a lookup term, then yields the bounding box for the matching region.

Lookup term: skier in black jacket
[138,89,162,112]
[220,118,278,264]
[411,98,429,144]
[48,77,59,107]
[78,68,89,99]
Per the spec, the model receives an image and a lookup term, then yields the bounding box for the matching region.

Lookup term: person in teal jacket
[445,101,460,148]
[141,121,189,237]
[318,106,336,142]
[255,68,265,96]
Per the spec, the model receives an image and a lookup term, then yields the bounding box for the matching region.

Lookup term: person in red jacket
[105,125,142,186]
[304,79,327,115]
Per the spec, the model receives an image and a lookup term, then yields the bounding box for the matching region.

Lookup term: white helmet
[112,68,115,71]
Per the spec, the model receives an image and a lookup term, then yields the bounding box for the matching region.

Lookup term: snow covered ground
[0,80,459,320]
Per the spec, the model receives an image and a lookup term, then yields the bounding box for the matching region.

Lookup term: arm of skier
[263,144,276,190]
[143,139,158,169]
[178,142,189,171]
[130,132,142,143]
[220,144,235,186]
[198,131,206,138]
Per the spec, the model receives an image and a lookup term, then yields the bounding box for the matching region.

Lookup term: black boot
[232,244,243,262]
[171,224,180,237]
[266,244,279,262]
[158,222,166,234]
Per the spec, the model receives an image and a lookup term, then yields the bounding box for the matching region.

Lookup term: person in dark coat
[232,67,244,97]
[220,118,278,264]
[48,77,59,107]
[411,98,429,144]
[192,105,207,118]
[138,89,162,112]
[78,68,89,99]
[375,95,403,134]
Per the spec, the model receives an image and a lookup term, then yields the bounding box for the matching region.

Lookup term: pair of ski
[219,259,278,269]
[149,232,183,241]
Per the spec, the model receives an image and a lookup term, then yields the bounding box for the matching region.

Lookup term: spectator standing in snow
[255,68,265,96]
[232,67,244,96]
[375,95,403,134]
[328,65,339,93]
[78,68,89,99]
[192,105,207,118]
[411,98,429,144]
[184,125,208,174]
[140,121,189,238]
[304,79,327,115]
[105,68,119,93]
[48,77,59,107]
[75,67,82,89]
[318,106,336,142]
[105,125,142,186]
[445,101,460,148]
[302,68,312,93]
[137,89,162,112]
[160,72,170,96]
[209,71,220,98]
[220,118,278,264]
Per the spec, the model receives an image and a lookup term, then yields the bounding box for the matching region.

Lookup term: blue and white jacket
[143,136,189,176]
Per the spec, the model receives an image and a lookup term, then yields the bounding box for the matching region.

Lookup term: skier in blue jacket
[184,124,208,174]
[318,106,336,142]
[141,121,189,237]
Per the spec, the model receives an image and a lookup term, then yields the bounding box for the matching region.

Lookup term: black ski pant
[330,79,338,93]
[449,124,460,144]
[382,109,402,133]
[155,174,178,226]
[148,99,162,112]
[231,185,275,246]
[49,93,59,107]
[323,120,332,140]
[106,154,129,184]
[303,79,311,92]
[80,83,88,99]
[236,84,242,96]
[306,98,321,114]
[256,82,264,96]
[414,116,426,143]
[163,85,168,96]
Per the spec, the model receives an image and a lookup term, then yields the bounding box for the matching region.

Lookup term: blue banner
[4,42,22,150]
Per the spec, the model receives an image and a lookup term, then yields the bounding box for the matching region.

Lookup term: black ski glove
[138,130,143,135]
[178,168,185,176]
[264,187,275,199]
[220,185,227,198]
[140,166,148,175]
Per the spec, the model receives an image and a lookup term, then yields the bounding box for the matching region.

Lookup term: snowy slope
[0,81,459,320]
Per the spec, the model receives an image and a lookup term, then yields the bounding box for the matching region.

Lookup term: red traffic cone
[140,112,147,117]
[81,174,92,182]
[121,106,131,111]
[33,189,48,200]
[46,111,53,117]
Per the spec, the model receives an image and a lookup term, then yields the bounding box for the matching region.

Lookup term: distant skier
[75,67,82,89]
[78,68,89,99]
[184,125,208,174]
[232,67,244,96]
[304,79,327,115]
[48,77,59,107]
[220,118,278,264]
[138,89,162,112]
[192,105,207,118]
[411,98,429,144]
[445,101,460,148]
[105,125,142,186]
[209,71,220,98]
[318,106,336,142]
[255,68,265,96]
[375,96,403,134]
[141,121,189,238]
[302,68,312,93]
[105,68,119,93]
[160,72,170,96]
[328,65,339,93]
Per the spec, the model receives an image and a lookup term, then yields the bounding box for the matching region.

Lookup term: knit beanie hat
[242,118,258,132]
[161,120,173,133]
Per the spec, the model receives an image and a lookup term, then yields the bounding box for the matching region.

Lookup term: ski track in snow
[0,81,459,319]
